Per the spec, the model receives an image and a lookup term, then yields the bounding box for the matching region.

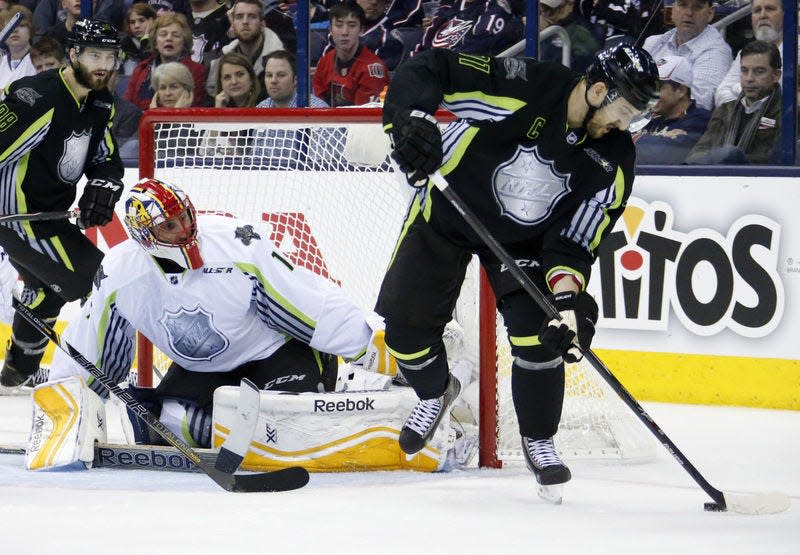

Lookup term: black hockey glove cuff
[538,291,599,363]
[77,178,123,229]
[389,109,443,187]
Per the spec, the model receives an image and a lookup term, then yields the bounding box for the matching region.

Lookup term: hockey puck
[704,502,725,512]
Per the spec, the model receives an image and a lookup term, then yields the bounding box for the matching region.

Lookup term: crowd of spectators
[0,0,794,166]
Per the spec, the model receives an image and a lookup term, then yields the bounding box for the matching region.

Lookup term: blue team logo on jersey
[492,145,571,225]
[159,305,230,362]
[431,19,473,49]
[58,130,92,184]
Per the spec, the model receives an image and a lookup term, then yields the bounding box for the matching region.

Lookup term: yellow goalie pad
[212,387,453,472]
[27,376,107,470]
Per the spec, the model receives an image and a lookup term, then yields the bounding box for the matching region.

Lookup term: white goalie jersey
[49,214,373,389]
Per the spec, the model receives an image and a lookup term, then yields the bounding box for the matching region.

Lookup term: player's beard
[585,113,612,139]
[72,60,112,91]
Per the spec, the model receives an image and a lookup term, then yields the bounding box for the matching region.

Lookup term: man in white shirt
[715,0,787,106]
[643,0,732,110]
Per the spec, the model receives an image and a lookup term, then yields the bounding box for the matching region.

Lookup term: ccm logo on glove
[77,178,123,229]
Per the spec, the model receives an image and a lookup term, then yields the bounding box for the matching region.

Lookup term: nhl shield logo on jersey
[492,145,571,225]
[58,130,92,183]
[159,305,230,361]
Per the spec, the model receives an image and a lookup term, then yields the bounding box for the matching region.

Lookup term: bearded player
[378,44,659,501]
[0,20,124,389]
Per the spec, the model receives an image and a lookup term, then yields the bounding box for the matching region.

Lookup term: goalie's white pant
[212,386,456,472]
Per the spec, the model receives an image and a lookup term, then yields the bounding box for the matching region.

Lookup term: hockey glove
[538,291,598,363]
[77,178,123,229]
[389,109,443,187]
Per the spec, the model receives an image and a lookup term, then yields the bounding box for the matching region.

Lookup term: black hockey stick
[0,208,80,224]
[12,298,310,493]
[428,172,789,515]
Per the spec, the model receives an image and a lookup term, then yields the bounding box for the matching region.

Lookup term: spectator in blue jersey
[413,0,524,56]
[579,0,665,46]
[386,0,424,28]
[632,56,711,164]
[539,0,601,72]
[356,0,404,70]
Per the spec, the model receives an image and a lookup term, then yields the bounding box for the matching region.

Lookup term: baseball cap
[655,56,693,87]
[149,0,175,12]
[540,0,565,7]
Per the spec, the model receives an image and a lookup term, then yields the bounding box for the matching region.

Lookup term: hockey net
[137,108,655,467]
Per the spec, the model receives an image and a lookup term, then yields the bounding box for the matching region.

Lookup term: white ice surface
[0,394,797,555]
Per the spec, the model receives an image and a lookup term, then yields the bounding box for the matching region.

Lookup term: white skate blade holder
[537,483,565,505]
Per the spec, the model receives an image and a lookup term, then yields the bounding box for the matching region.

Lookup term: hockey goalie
[26,177,476,473]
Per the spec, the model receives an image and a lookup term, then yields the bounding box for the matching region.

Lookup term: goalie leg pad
[211,386,455,472]
[27,376,107,470]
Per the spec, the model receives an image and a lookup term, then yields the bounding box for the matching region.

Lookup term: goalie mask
[124,178,203,269]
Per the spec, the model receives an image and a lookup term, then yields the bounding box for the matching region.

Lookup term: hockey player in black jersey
[0,20,125,388]
[377,44,658,500]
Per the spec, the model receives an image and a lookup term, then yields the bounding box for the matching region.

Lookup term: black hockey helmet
[67,19,121,51]
[586,44,659,112]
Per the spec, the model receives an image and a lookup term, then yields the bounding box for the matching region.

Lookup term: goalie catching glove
[389,109,442,187]
[77,178,123,229]
[538,291,598,363]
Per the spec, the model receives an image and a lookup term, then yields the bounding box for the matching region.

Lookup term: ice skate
[0,343,48,393]
[522,436,571,504]
[399,374,461,455]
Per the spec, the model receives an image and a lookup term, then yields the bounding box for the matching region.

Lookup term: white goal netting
[139,108,656,467]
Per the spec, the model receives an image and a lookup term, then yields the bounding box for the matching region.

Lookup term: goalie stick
[428,171,790,515]
[12,298,310,493]
[0,208,80,224]
[0,442,218,471]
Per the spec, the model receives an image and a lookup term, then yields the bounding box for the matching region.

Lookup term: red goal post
[136,107,655,469]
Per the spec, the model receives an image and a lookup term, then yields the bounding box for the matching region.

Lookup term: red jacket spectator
[124,53,207,110]
[313,45,389,106]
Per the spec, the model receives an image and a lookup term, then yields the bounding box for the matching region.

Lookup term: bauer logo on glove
[538,291,599,363]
